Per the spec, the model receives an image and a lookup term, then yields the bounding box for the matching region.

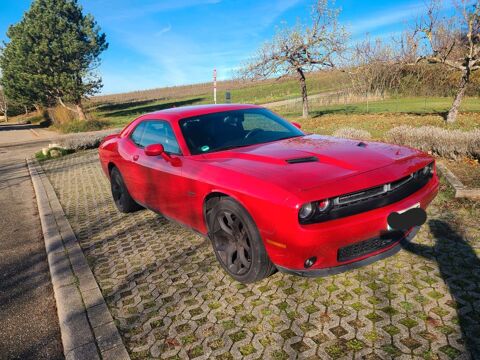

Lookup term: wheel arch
[203,191,253,234]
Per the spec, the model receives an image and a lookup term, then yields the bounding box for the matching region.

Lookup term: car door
[134,120,187,218]
[117,121,147,203]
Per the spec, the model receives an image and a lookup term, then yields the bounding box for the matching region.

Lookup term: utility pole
[213,68,217,104]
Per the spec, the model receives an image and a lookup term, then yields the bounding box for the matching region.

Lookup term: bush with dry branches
[385,125,480,159]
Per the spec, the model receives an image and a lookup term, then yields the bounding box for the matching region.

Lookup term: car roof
[141,103,263,121]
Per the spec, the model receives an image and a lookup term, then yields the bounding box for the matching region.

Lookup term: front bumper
[276,226,419,277]
[265,174,439,272]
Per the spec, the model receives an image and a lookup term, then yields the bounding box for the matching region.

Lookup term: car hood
[198,134,425,191]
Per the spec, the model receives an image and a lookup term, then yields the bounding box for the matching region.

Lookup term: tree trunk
[446,70,469,123]
[75,102,87,121]
[34,104,49,121]
[58,97,87,120]
[297,69,309,118]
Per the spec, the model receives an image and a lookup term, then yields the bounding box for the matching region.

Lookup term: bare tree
[409,0,480,123]
[240,0,347,118]
[347,38,397,103]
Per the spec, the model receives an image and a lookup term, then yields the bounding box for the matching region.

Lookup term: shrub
[54,119,109,133]
[48,105,76,124]
[385,126,480,159]
[333,127,372,140]
[35,147,73,161]
[58,128,122,151]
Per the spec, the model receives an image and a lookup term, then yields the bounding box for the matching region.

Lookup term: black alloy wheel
[208,197,276,283]
[110,167,142,213]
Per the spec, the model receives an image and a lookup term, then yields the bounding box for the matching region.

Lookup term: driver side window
[130,120,181,154]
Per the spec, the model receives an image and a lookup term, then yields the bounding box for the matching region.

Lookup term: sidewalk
[0,140,63,359]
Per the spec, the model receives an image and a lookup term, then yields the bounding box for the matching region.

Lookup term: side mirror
[144,143,182,167]
[292,122,302,129]
[145,143,164,156]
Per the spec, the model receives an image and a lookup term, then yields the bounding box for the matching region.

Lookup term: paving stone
[65,342,100,360]
[55,284,95,352]
[87,302,114,329]
[93,321,124,352]
[82,286,105,309]
[41,149,480,359]
[102,345,130,360]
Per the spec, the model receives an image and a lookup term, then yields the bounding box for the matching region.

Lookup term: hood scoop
[357,141,367,148]
[286,156,319,164]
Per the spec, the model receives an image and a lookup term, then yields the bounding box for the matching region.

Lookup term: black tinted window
[179,108,303,155]
[130,120,181,154]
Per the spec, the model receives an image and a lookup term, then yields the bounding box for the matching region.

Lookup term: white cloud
[155,25,172,37]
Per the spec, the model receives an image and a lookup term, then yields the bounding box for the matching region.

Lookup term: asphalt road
[0,123,63,360]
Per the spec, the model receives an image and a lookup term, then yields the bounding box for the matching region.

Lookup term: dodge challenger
[99,104,439,283]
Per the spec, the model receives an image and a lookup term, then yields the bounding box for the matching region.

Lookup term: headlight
[299,199,331,223]
[299,202,315,220]
[422,162,434,176]
[317,199,330,212]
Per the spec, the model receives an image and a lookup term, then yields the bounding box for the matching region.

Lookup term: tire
[207,197,276,283]
[110,167,142,213]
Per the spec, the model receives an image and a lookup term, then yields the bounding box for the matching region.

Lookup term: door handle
[133,155,139,161]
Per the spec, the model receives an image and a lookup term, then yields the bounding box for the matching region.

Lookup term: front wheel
[110,167,142,213]
[208,197,276,283]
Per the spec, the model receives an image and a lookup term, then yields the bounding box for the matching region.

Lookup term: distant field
[89,70,349,106]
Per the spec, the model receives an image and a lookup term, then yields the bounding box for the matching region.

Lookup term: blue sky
[0,0,429,94]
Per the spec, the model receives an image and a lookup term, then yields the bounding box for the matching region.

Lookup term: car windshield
[179,108,304,155]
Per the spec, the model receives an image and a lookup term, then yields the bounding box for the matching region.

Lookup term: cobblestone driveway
[42,150,480,359]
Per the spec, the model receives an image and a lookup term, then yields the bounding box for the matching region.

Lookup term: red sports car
[99,104,439,283]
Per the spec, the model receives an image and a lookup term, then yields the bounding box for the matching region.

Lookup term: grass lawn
[89,95,480,136]
[442,158,480,188]
[280,97,480,139]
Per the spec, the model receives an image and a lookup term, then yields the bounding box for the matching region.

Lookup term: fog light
[304,256,317,268]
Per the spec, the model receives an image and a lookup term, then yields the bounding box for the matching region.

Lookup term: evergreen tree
[0,0,108,120]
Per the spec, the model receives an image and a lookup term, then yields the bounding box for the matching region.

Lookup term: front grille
[300,162,434,225]
[336,185,386,206]
[337,231,404,262]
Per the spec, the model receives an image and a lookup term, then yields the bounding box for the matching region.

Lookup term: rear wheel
[208,197,276,283]
[110,167,142,213]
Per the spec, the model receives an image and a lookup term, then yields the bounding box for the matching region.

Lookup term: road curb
[27,158,130,360]
[437,162,480,200]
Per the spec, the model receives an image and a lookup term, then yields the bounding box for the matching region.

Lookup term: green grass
[89,93,480,136]
[53,119,110,133]
[285,98,480,139]
[35,147,74,161]
[282,96,480,117]
[87,71,349,130]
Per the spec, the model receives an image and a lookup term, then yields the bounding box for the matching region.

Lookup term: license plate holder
[387,202,420,230]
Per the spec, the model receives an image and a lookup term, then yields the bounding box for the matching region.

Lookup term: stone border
[437,162,480,200]
[27,158,130,360]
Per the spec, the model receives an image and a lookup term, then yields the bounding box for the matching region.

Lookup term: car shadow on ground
[402,219,480,356]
